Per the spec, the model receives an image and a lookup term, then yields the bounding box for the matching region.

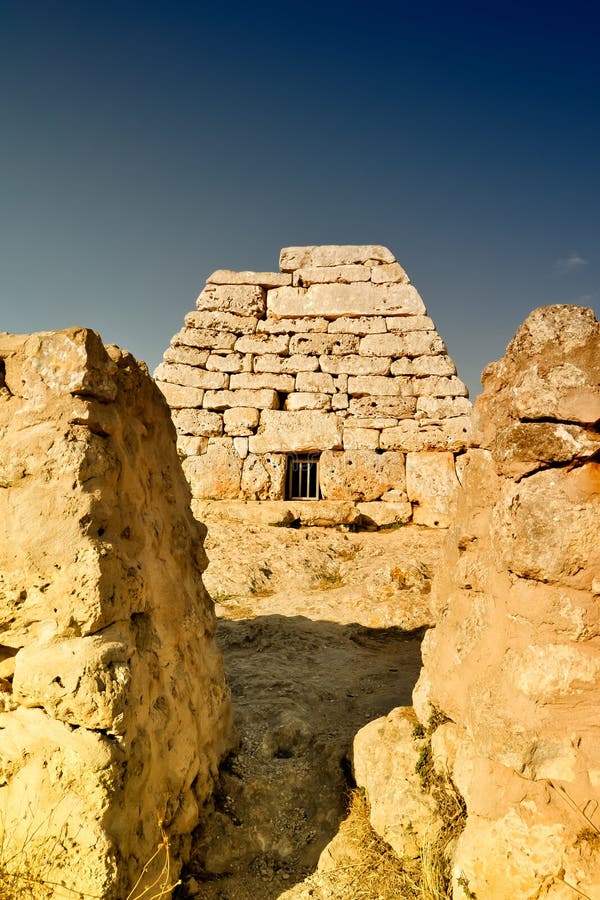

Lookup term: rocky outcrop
[156,246,470,528]
[0,329,231,897]
[354,305,600,898]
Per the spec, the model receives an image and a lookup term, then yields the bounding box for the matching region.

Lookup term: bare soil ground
[176,520,445,899]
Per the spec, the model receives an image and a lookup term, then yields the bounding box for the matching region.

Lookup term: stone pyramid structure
[156,245,471,528]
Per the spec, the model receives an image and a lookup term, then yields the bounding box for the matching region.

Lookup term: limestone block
[280,245,396,270]
[183,439,242,499]
[257,316,329,334]
[229,373,295,392]
[163,345,210,367]
[352,707,440,858]
[370,262,409,284]
[411,354,457,376]
[416,396,473,418]
[319,450,406,501]
[359,331,446,357]
[334,374,348,391]
[269,282,426,318]
[319,354,391,376]
[327,316,387,335]
[253,353,319,374]
[205,352,244,372]
[332,393,349,410]
[191,499,360,527]
[223,407,260,436]
[196,284,266,317]
[172,408,223,436]
[177,434,208,457]
[288,332,359,355]
[154,363,228,390]
[385,315,435,332]
[293,264,371,285]
[413,375,469,397]
[207,269,291,287]
[406,451,460,527]
[285,500,362,526]
[489,421,600,480]
[203,389,279,410]
[184,310,258,334]
[248,410,343,453]
[348,396,416,418]
[342,427,380,450]
[234,333,290,355]
[389,358,413,375]
[156,380,204,409]
[284,392,332,411]
[233,436,249,459]
[380,417,470,452]
[240,453,286,500]
[348,375,413,397]
[172,327,237,351]
[295,371,335,392]
[346,415,399,429]
[356,500,412,527]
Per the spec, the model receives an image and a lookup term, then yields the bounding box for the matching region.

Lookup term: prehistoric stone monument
[0,328,231,897]
[156,245,471,528]
[352,305,600,898]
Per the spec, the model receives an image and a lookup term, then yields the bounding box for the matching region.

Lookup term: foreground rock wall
[156,245,471,528]
[0,329,231,897]
[352,305,600,899]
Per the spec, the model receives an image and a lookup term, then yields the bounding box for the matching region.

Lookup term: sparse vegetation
[311,564,344,590]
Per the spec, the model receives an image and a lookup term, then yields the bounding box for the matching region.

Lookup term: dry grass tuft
[311,565,344,591]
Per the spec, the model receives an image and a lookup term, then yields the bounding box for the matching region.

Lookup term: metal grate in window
[286,453,320,500]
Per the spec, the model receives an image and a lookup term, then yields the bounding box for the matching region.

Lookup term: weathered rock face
[394,305,600,898]
[0,328,231,897]
[156,246,470,528]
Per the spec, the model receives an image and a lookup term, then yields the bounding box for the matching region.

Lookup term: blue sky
[1,1,598,396]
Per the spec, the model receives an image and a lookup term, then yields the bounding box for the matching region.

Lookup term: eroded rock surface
[0,328,231,897]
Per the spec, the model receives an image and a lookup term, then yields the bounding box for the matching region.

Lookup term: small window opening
[286,453,320,500]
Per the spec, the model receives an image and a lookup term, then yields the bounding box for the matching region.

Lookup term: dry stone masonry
[156,246,471,528]
[0,328,231,898]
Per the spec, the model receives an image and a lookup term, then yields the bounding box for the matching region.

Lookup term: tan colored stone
[171,408,223,436]
[331,393,349,411]
[172,327,237,351]
[249,410,343,453]
[284,392,332,411]
[184,310,258,334]
[280,245,396,270]
[416,396,473,418]
[405,451,460,527]
[327,316,387,335]
[380,417,470,451]
[223,407,260,436]
[207,269,291,287]
[177,434,208,457]
[370,262,409,283]
[413,375,469,397]
[356,500,412,527]
[268,282,426,318]
[285,500,362,526]
[257,316,329,334]
[359,331,446,357]
[196,283,266,316]
[156,380,204,408]
[233,436,249,458]
[205,352,245,372]
[163,345,210,367]
[288,332,359,355]
[154,363,228,390]
[293,264,371,285]
[348,396,416,418]
[234,333,290,355]
[0,329,231,896]
[389,358,413,375]
[342,427,380,450]
[334,374,348,391]
[319,450,406,501]
[183,438,242,499]
[385,315,435,332]
[203,389,279,410]
[229,373,295,392]
[253,353,319,374]
[319,354,391,376]
[240,453,286,500]
[348,375,412,397]
[411,354,456,376]
[295,371,335,392]
[489,421,600,479]
[346,415,399,429]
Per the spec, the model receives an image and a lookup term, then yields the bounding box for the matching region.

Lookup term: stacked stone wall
[156,246,471,527]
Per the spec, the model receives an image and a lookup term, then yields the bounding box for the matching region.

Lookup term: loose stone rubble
[156,246,471,528]
[0,328,231,898]
[350,306,600,899]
